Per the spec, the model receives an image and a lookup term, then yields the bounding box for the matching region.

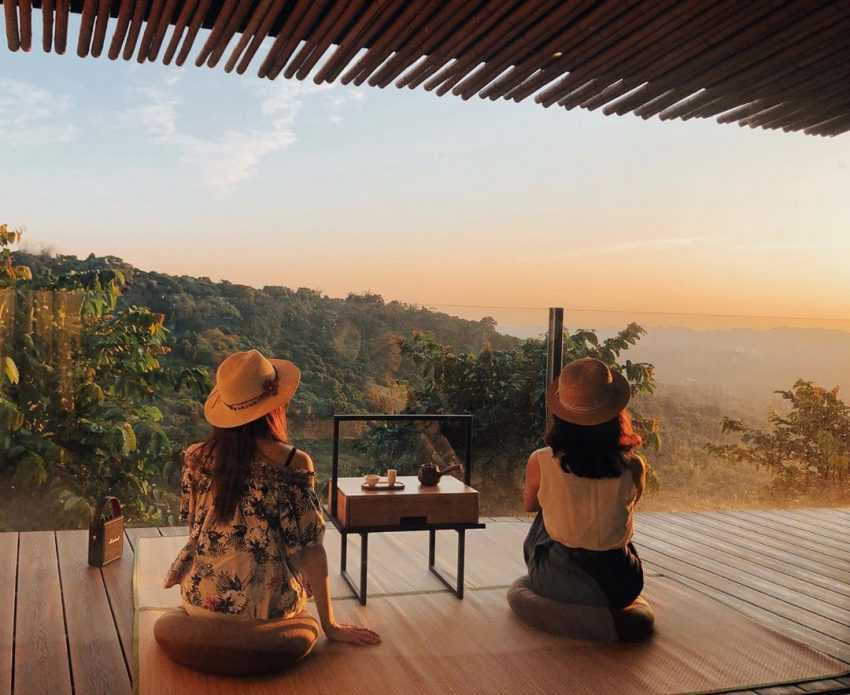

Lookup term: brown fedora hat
[546,357,630,426]
[204,350,300,428]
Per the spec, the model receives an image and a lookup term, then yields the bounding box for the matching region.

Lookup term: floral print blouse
[164,446,325,620]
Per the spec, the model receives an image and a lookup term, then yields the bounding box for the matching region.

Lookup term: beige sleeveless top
[534,447,638,551]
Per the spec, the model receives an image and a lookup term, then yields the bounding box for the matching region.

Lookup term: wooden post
[545,308,564,427]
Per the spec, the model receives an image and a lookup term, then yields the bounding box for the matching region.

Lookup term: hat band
[554,387,612,413]
[558,398,610,413]
[223,366,279,412]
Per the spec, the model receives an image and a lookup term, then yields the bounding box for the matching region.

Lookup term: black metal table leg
[456,528,466,599]
[359,533,368,605]
[428,528,466,599]
[340,531,369,605]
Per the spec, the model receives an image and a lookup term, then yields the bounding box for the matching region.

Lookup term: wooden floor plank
[56,530,131,695]
[637,519,850,612]
[780,509,850,537]
[638,546,850,655]
[798,678,850,692]
[14,531,72,695]
[639,514,850,599]
[710,513,850,564]
[659,513,850,582]
[791,506,850,520]
[0,534,17,695]
[635,533,850,629]
[650,513,850,589]
[749,509,850,545]
[729,511,850,553]
[641,559,850,664]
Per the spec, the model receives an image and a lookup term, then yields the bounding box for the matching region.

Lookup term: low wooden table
[325,475,485,605]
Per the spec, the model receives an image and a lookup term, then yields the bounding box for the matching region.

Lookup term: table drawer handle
[400,516,427,526]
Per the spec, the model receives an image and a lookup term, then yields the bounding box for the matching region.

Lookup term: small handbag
[88,496,124,567]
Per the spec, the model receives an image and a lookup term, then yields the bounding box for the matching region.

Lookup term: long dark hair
[544,410,642,479]
[194,406,289,523]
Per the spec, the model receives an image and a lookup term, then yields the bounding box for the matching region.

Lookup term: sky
[2,15,850,335]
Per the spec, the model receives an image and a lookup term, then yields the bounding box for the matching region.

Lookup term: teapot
[418,461,463,487]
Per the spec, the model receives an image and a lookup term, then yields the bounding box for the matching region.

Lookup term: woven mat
[134,526,846,695]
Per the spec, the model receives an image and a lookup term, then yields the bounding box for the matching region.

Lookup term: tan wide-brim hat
[546,357,630,426]
[204,349,300,429]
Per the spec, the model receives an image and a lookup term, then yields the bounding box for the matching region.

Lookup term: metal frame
[327,413,483,605]
[333,522,483,605]
[429,528,466,599]
[545,307,564,424]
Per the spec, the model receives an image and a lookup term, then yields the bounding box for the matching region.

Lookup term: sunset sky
[2,15,849,334]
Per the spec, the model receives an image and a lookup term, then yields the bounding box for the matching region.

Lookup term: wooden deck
[1,509,849,695]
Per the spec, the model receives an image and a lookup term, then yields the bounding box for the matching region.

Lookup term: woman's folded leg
[154,607,320,676]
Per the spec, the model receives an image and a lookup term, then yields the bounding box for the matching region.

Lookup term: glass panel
[289,302,549,517]
[559,307,850,512]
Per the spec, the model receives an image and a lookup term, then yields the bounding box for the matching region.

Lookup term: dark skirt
[523,511,644,610]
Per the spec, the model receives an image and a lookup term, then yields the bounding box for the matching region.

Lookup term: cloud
[0,79,76,146]
[590,236,706,255]
[323,86,366,125]
[123,77,360,191]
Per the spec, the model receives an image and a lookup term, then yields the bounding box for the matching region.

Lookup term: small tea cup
[364,474,380,487]
[386,469,397,485]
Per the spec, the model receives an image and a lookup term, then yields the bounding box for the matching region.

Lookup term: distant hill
[627,327,850,407]
[14,252,849,415]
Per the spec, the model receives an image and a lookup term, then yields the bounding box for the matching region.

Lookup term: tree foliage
[707,380,850,487]
[356,324,659,482]
[400,323,657,443]
[0,231,208,526]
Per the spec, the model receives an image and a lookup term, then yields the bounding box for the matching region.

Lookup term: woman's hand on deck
[325,622,381,646]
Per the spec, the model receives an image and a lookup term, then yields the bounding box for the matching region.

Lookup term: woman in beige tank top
[522,358,650,615]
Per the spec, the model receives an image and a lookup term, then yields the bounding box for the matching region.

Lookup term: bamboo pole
[5,0,21,51]
[122,0,148,59]
[19,0,32,50]
[90,0,113,57]
[107,0,133,58]
[161,0,198,64]
[41,0,54,51]
[174,0,212,66]
[230,0,286,74]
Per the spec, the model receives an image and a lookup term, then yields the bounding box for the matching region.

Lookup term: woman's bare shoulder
[259,441,314,473]
[621,453,647,479]
[529,447,555,463]
[288,448,314,474]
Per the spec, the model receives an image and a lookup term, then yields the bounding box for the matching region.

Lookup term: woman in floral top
[164,349,380,646]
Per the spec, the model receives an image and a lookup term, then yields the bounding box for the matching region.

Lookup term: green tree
[398,323,657,446]
[356,324,659,483]
[707,380,850,488]
[0,230,209,527]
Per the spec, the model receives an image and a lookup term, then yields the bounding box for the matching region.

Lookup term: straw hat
[546,357,630,426]
[204,350,300,428]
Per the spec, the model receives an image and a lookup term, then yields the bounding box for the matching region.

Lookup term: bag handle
[94,496,122,521]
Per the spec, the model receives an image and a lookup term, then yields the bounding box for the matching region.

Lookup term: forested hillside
[17,251,518,419]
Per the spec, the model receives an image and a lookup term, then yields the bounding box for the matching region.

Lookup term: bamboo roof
[3,0,850,136]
